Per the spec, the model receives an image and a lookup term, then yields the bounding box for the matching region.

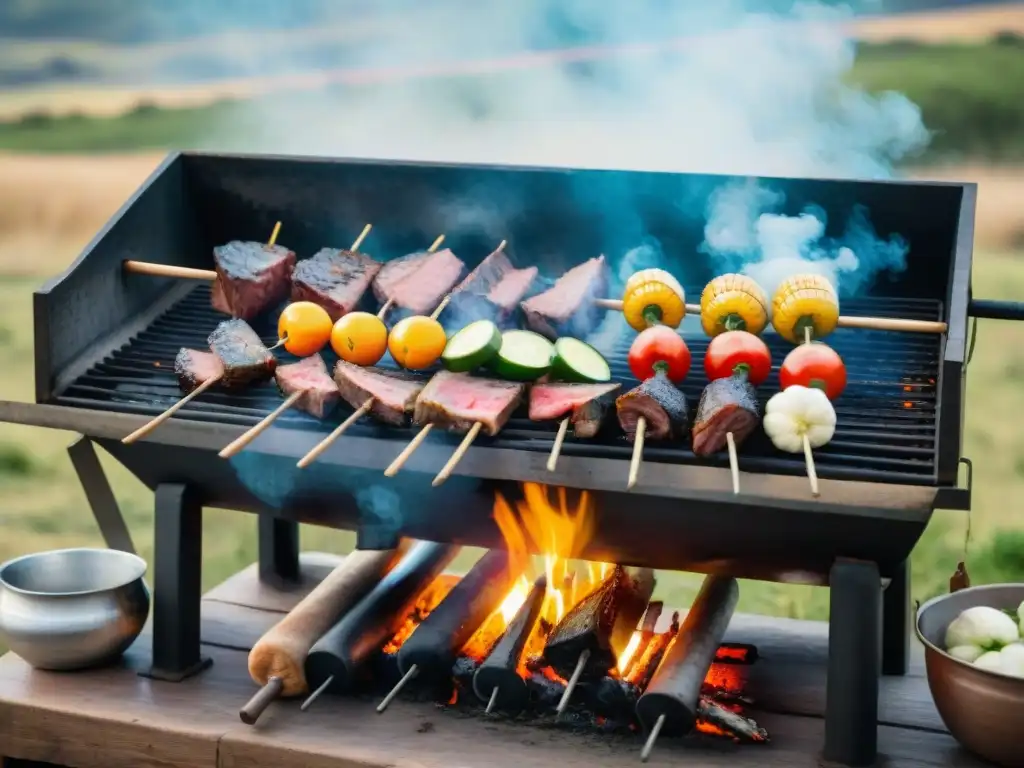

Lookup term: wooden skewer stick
[377,665,419,713]
[219,391,303,459]
[121,375,222,444]
[384,424,434,477]
[640,712,667,763]
[555,648,591,717]
[803,433,820,497]
[627,417,646,490]
[726,431,741,495]
[593,298,948,335]
[432,422,483,487]
[350,223,372,252]
[377,234,447,319]
[547,418,570,472]
[296,399,374,469]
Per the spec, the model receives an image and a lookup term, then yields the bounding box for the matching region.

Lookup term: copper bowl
[916,583,1024,768]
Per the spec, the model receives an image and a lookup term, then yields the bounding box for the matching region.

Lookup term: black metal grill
[55,282,943,486]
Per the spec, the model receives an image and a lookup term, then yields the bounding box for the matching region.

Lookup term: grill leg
[824,558,881,767]
[140,484,211,682]
[258,515,300,586]
[67,436,136,555]
[881,559,910,676]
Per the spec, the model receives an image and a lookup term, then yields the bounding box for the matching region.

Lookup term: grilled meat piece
[210,241,296,320]
[616,370,688,441]
[275,354,339,419]
[529,382,620,438]
[691,375,761,457]
[413,371,524,436]
[174,348,224,393]
[520,256,607,340]
[449,247,539,325]
[290,248,382,322]
[543,565,656,682]
[372,251,432,305]
[207,319,277,388]
[333,360,426,426]
[387,248,466,315]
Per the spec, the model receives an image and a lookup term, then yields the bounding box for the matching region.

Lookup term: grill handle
[968,299,1024,322]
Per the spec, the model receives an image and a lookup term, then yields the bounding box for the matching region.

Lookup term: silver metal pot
[916,583,1024,768]
[0,547,150,670]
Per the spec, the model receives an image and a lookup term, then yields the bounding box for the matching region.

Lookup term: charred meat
[275,354,340,419]
[543,566,656,682]
[290,248,382,322]
[174,348,223,393]
[692,375,761,457]
[449,247,539,325]
[616,370,688,440]
[333,360,426,426]
[210,241,295,320]
[520,256,607,340]
[529,382,620,438]
[413,371,524,436]
[207,319,277,388]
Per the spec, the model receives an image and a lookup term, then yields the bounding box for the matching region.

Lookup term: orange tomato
[277,302,332,357]
[388,315,447,370]
[331,312,388,366]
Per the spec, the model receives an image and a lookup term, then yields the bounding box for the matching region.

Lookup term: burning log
[301,541,459,710]
[624,601,663,680]
[543,566,656,715]
[696,698,769,743]
[473,574,547,715]
[635,575,739,763]
[377,549,526,713]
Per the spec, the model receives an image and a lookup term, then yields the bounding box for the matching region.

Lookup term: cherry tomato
[388,315,447,370]
[277,301,332,357]
[703,330,772,387]
[628,325,691,383]
[779,342,847,401]
[331,311,388,366]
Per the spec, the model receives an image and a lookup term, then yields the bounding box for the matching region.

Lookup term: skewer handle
[640,713,667,763]
[239,676,284,725]
[122,374,222,444]
[296,399,374,468]
[267,221,282,246]
[485,686,500,714]
[300,674,334,711]
[837,315,948,333]
[384,423,434,477]
[427,234,446,253]
[627,417,646,490]
[432,422,483,487]
[219,391,302,459]
[122,261,217,281]
[351,223,372,252]
[803,433,820,497]
[726,431,740,495]
[547,418,570,472]
[377,664,419,713]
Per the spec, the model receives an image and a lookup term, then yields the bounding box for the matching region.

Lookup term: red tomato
[779,342,847,400]
[703,330,772,386]
[628,326,691,383]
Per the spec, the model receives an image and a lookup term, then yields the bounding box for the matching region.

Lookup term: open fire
[363,483,769,756]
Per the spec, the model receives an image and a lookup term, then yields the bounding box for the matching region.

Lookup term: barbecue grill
[2,151,1021,767]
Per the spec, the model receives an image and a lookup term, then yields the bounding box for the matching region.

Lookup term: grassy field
[2,155,1024,631]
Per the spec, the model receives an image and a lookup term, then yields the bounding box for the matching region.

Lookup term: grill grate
[56,284,943,485]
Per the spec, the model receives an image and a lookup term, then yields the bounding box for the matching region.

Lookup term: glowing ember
[381,575,457,654]
[617,631,642,675]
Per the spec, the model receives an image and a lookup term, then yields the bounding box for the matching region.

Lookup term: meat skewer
[542,565,655,716]
[374,234,452,318]
[218,352,337,458]
[473,574,547,715]
[289,225,376,322]
[529,382,620,471]
[122,318,275,444]
[376,548,526,713]
[239,548,399,725]
[636,575,739,763]
[301,540,459,711]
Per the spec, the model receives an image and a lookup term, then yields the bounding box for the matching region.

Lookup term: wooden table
[0,554,988,768]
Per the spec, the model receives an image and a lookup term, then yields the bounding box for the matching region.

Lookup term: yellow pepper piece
[621,268,686,331]
[771,273,840,344]
[699,273,769,337]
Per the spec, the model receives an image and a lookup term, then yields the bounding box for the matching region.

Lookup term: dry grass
[850,3,1024,42]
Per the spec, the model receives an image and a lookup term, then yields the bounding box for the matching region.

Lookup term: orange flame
[381,575,457,655]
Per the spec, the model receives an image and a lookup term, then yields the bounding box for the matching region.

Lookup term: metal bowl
[916,583,1024,768]
[0,548,150,671]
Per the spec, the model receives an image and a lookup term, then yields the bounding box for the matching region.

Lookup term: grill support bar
[824,558,881,767]
[881,559,911,676]
[258,517,301,586]
[67,436,136,556]
[140,484,211,682]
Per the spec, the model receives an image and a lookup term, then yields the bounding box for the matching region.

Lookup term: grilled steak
[387,248,466,314]
[210,241,296,320]
[208,319,277,388]
[174,348,223,393]
[333,360,426,426]
[529,382,620,437]
[692,375,761,457]
[275,354,339,419]
[520,256,607,340]
[413,371,524,436]
[616,370,688,441]
[449,247,539,324]
[372,251,432,304]
[290,248,382,322]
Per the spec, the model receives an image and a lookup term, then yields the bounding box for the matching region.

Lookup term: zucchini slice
[441,320,502,372]
[491,330,554,381]
[550,337,612,383]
